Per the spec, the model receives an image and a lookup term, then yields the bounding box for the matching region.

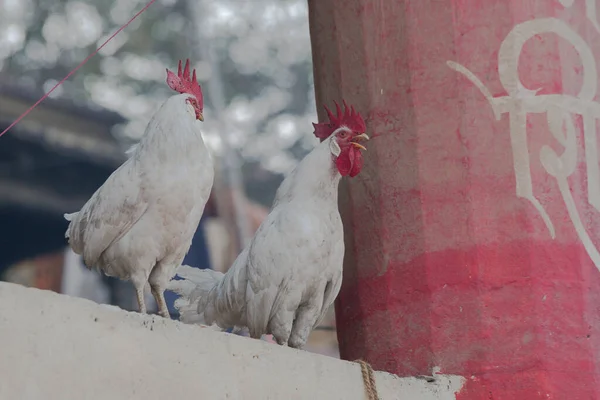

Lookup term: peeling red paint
[309,0,600,398]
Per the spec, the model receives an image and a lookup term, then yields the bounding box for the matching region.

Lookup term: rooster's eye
[338,131,348,138]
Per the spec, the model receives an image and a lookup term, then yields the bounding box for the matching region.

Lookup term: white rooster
[64,59,214,318]
[168,101,368,348]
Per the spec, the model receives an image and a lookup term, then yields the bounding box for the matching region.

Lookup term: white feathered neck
[128,93,206,159]
[272,136,341,206]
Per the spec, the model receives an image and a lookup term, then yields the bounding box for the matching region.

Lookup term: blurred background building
[0,0,338,357]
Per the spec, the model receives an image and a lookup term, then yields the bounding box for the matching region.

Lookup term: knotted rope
[355,359,380,400]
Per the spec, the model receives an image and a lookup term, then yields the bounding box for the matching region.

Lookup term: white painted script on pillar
[558,0,600,34]
[447,16,600,272]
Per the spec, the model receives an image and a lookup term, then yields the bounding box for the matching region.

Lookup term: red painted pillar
[309,1,600,398]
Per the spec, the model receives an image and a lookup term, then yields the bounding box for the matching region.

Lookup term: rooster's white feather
[169,132,349,348]
[65,93,214,317]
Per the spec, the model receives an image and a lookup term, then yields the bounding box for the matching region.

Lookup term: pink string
[0,0,157,138]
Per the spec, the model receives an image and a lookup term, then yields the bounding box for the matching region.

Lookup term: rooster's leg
[148,261,173,319]
[269,297,300,346]
[150,285,169,318]
[135,286,147,314]
[288,290,325,349]
[131,272,149,314]
[288,307,319,349]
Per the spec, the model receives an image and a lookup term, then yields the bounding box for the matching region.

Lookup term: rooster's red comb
[312,100,366,142]
[166,59,204,107]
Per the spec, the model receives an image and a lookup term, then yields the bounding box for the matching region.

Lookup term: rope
[355,359,380,400]
[0,0,157,139]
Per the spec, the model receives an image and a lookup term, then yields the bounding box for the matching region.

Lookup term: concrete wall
[0,282,464,399]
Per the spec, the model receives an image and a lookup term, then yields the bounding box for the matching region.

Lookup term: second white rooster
[64,59,214,318]
[169,101,368,348]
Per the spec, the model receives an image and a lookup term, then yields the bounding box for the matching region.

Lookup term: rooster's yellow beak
[351,133,369,150]
[197,113,204,122]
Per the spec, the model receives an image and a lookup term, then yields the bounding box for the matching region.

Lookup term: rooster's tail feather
[63,212,79,239]
[125,144,138,157]
[168,265,224,326]
[64,212,78,222]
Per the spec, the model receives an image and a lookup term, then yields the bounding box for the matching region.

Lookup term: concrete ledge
[0,282,464,399]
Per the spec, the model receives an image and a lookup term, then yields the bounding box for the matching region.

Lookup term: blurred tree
[0,0,319,207]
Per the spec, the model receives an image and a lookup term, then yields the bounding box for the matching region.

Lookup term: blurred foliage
[0,0,318,206]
